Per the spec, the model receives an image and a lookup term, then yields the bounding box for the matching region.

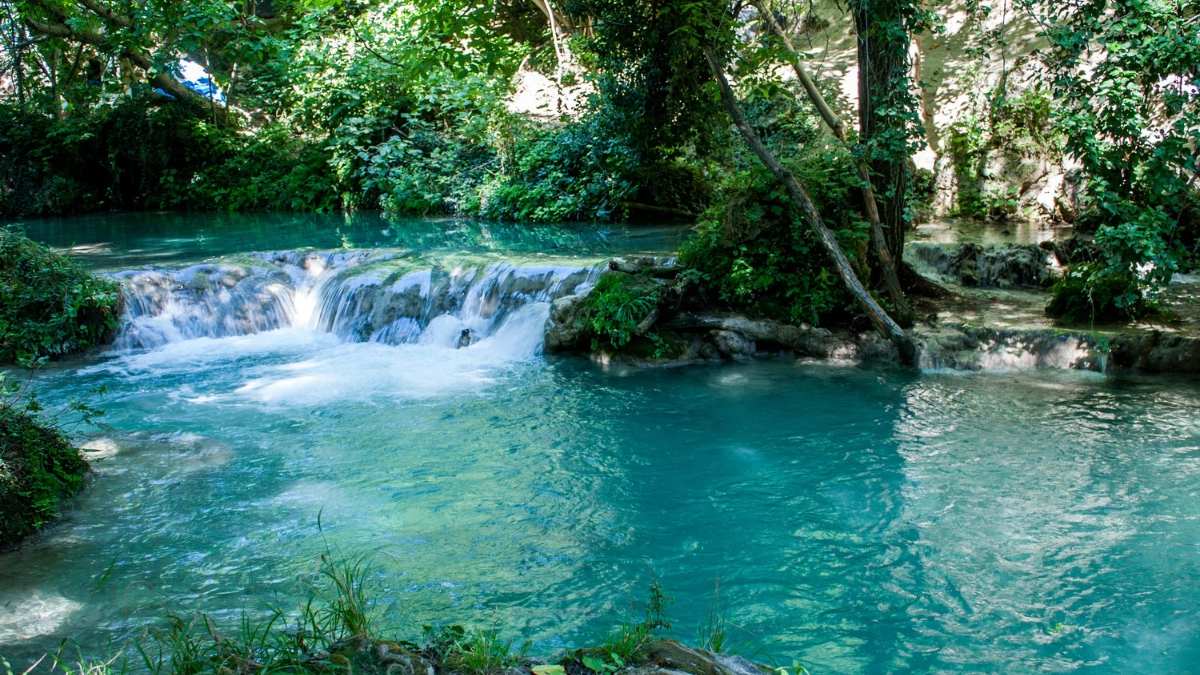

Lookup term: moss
[946,88,1061,221]
[0,228,122,365]
[0,405,89,548]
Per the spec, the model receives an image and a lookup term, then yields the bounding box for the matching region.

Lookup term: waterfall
[112,251,600,354]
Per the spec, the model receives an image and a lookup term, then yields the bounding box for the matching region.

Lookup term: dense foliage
[679,149,868,327]
[2,0,1195,333]
[1030,0,1199,321]
[0,228,121,365]
[0,99,340,215]
[0,0,705,223]
[0,387,89,548]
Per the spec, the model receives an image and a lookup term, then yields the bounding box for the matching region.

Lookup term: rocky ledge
[544,256,1200,376]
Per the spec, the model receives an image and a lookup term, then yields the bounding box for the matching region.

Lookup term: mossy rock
[0,405,89,548]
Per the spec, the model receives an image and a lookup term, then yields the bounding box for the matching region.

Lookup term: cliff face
[780,0,1075,225]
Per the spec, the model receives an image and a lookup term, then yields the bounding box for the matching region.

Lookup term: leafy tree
[1027,0,1199,320]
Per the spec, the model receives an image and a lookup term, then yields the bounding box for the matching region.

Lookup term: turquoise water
[1,215,1199,673]
[13,212,684,271]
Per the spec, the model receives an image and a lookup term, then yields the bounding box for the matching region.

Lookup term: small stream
[1,214,1198,673]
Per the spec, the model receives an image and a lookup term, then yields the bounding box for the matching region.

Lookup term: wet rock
[1109,331,1200,374]
[620,668,692,675]
[711,330,755,358]
[544,293,592,352]
[642,641,773,675]
[667,313,839,358]
[909,243,1055,288]
[609,256,679,277]
[375,646,435,675]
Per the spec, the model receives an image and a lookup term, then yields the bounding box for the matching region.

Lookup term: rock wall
[782,0,1074,223]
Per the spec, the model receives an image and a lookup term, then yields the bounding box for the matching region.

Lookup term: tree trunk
[752,1,911,325]
[852,0,910,264]
[704,50,916,365]
[543,0,567,113]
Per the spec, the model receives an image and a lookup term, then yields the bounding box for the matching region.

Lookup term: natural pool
[1,214,1198,673]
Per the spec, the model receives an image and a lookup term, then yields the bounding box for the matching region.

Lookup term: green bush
[358,121,494,217]
[678,148,867,327]
[1047,262,1152,324]
[480,115,640,223]
[0,99,341,217]
[188,125,342,212]
[0,229,122,366]
[1048,206,1176,323]
[581,273,664,351]
[0,399,89,548]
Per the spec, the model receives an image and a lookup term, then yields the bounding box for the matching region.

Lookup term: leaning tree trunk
[704,50,917,365]
[852,0,911,265]
[752,1,911,325]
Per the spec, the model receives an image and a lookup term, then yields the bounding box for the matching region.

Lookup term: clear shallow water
[1,216,1199,673]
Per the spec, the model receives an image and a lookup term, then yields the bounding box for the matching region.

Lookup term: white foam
[0,592,82,643]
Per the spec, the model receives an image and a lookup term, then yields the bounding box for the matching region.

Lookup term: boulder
[909,243,1055,288]
[711,330,756,358]
[544,292,592,353]
[641,641,772,675]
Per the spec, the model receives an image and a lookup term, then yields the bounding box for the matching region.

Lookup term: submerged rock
[640,641,773,675]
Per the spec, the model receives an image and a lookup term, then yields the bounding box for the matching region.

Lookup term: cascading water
[112,250,600,355]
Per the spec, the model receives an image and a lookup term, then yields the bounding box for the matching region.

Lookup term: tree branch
[24,8,222,116]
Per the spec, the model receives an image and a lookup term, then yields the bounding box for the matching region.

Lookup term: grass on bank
[1,550,776,675]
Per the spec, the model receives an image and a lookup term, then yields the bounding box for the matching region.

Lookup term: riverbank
[545,245,1200,376]
[6,550,772,675]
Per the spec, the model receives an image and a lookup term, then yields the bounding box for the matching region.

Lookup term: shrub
[0,98,342,217]
[0,229,122,366]
[678,148,867,327]
[1046,262,1153,324]
[0,396,89,548]
[187,125,342,212]
[581,273,663,351]
[480,114,641,223]
[1048,206,1177,323]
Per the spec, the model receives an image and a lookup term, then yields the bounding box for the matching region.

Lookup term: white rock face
[740,0,1077,223]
